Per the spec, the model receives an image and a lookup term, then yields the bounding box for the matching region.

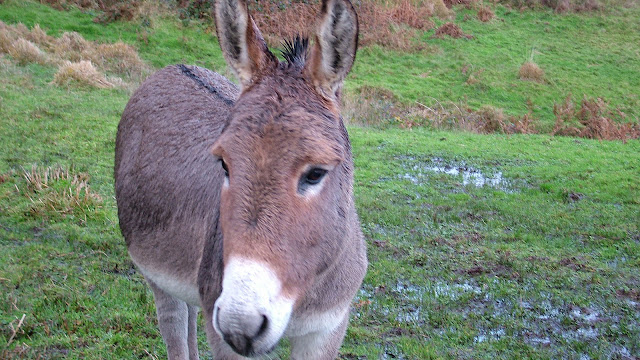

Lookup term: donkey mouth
[224,335,278,357]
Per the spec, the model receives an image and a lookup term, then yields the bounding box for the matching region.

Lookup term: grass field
[1,0,639,359]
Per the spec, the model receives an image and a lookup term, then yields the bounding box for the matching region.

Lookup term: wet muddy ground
[348,152,640,359]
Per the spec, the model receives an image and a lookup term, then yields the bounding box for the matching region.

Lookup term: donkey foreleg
[149,280,200,360]
[187,305,200,360]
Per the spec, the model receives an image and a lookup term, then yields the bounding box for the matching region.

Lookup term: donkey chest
[286,304,350,337]
[134,260,201,307]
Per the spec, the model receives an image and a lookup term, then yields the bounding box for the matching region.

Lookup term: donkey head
[210,0,359,356]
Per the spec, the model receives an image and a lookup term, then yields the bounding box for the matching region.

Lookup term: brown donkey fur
[114,0,367,358]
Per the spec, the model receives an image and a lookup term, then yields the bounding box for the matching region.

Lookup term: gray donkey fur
[115,0,367,358]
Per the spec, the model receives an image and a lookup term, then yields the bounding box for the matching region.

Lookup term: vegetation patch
[519,61,545,82]
[552,95,640,141]
[1,1,639,358]
[4,38,48,65]
[495,0,601,12]
[344,90,538,135]
[52,60,117,88]
[18,165,103,220]
[477,5,495,21]
[433,21,474,38]
[248,0,439,51]
[0,20,149,88]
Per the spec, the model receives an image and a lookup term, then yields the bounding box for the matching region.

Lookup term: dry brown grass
[246,0,436,51]
[1,21,149,88]
[344,87,635,141]
[53,60,116,88]
[342,85,404,126]
[92,42,147,77]
[53,31,91,61]
[497,0,601,12]
[7,38,48,65]
[553,95,640,141]
[477,5,495,22]
[357,0,436,51]
[21,165,102,219]
[433,22,473,39]
[519,61,545,82]
[26,24,54,47]
[344,88,539,134]
[443,0,475,8]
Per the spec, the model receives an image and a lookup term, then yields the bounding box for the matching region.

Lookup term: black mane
[280,35,309,68]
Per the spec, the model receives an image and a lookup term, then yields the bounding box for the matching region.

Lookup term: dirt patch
[559,256,593,271]
[616,289,640,302]
[433,22,473,39]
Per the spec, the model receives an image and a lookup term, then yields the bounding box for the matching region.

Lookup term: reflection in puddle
[399,157,519,192]
[474,328,506,343]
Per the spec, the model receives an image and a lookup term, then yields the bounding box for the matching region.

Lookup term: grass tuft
[519,61,545,82]
[53,31,91,61]
[0,21,149,87]
[53,60,115,88]
[92,42,147,78]
[20,165,103,219]
[7,38,48,65]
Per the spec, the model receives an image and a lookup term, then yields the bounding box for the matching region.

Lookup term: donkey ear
[214,0,276,88]
[306,0,359,101]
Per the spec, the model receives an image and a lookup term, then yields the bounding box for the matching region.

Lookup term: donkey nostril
[255,314,269,338]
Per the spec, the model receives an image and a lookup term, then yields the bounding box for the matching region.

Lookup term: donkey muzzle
[212,257,294,355]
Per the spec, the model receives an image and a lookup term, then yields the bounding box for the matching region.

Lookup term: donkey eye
[219,159,229,177]
[303,168,327,185]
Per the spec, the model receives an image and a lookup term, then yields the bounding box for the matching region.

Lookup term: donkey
[114,0,367,358]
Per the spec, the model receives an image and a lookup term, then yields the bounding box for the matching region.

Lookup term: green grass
[348,6,640,131]
[1,1,639,359]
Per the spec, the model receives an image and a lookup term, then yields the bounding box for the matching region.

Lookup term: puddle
[433,281,483,300]
[397,157,522,192]
[395,307,422,323]
[526,336,551,346]
[474,328,506,343]
[392,279,483,302]
[379,344,408,360]
[571,308,599,323]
